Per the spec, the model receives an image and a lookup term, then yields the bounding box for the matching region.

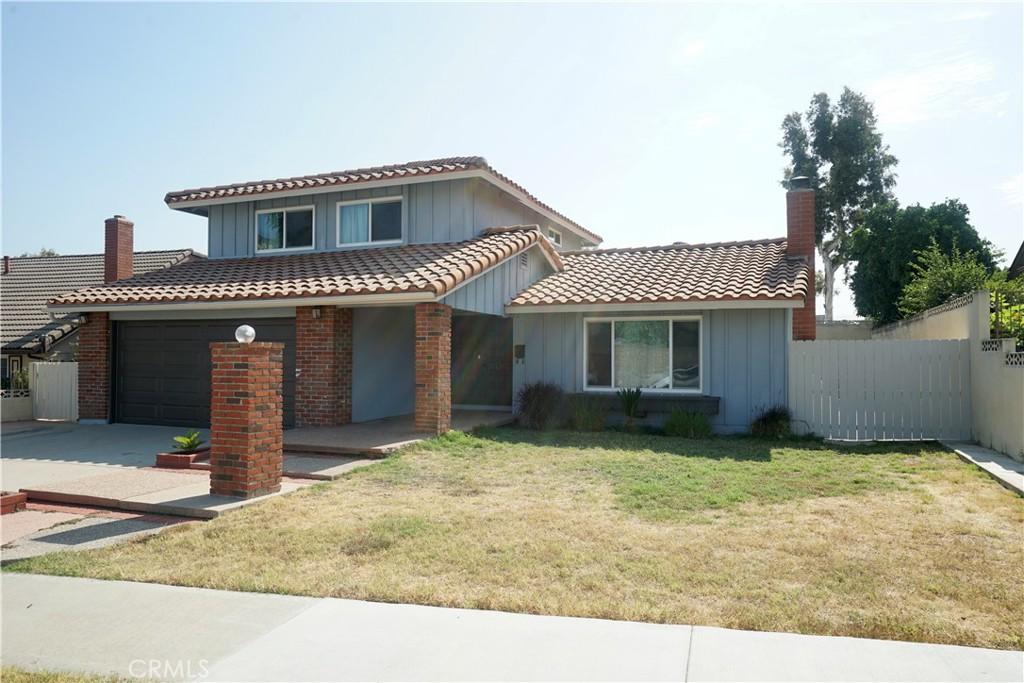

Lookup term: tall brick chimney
[786,178,816,341]
[104,215,134,283]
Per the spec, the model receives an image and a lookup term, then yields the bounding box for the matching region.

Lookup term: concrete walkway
[942,441,1024,494]
[3,574,1020,682]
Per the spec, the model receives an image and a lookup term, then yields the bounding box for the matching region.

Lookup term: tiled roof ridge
[562,236,788,257]
[163,156,602,245]
[164,156,487,203]
[46,228,546,308]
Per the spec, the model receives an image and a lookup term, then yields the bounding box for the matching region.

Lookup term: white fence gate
[788,340,971,440]
[31,361,78,421]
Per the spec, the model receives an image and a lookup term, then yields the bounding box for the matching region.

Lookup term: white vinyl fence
[31,361,78,421]
[789,340,971,441]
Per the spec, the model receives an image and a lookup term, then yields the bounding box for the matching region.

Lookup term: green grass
[7,428,1023,650]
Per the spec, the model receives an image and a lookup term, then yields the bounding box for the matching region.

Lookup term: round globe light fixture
[234,324,256,344]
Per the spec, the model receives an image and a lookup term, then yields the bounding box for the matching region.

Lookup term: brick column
[414,302,452,434]
[294,307,352,426]
[787,183,817,341]
[209,341,283,498]
[104,215,134,283]
[78,312,110,422]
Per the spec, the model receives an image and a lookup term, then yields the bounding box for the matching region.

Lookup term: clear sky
[3,2,1021,318]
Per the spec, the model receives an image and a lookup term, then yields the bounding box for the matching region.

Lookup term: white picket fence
[31,361,78,421]
[788,340,971,441]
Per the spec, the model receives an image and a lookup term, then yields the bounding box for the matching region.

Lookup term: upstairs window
[584,317,701,392]
[547,227,563,247]
[255,206,314,252]
[337,198,402,246]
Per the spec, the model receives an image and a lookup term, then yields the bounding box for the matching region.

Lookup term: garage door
[114,318,296,428]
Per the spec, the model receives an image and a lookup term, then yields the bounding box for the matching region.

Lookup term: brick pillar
[209,341,283,498]
[104,215,134,283]
[414,302,452,434]
[337,307,353,425]
[294,306,352,426]
[787,182,817,341]
[78,312,110,422]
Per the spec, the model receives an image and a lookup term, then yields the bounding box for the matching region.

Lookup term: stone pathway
[942,441,1024,494]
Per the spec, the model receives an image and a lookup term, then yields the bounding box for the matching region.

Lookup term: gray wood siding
[352,306,415,422]
[441,244,553,316]
[206,177,592,258]
[512,308,789,433]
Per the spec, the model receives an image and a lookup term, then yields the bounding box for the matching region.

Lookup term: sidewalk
[3,574,1020,682]
[942,441,1024,495]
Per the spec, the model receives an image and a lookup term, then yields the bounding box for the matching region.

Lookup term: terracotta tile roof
[49,228,550,309]
[2,250,197,351]
[508,238,810,308]
[163,156,602,244]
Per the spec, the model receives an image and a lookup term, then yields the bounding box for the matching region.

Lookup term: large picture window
[337,197,402,246]
[255,206,314,252]
[584,317,701,392]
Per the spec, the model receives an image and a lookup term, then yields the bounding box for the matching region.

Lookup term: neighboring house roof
[2,250,198,353]
[163,156,603,245]
[508,237,810,310]
[49,227,559,311]
[1008,241,1024,281]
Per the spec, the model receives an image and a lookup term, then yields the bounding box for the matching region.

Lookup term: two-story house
[48,156,815,434]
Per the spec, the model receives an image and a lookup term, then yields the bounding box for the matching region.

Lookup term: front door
[451,314,513,407]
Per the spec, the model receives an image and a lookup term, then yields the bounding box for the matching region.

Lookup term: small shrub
[617,387,643,429]
[566,396,607,432]
[172,429,203,453]
[750,405,792,438]
[516,382,563,430]
[664,409,713,438]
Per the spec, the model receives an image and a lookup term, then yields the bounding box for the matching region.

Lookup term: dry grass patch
[8,429,1023,649]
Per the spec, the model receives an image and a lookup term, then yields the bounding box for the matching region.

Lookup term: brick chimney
[104,215,134,283]
[786,178,816,340]
[3,256,9,275]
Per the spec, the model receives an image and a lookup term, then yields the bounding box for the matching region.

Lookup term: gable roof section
[48,227,556,311]
[508,238,810,311]
[163,156,603,245]
[2,250,197,352]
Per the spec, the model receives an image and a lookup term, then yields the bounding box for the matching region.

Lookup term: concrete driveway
[1,421,208,491]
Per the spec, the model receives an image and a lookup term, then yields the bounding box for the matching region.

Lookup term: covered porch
[284,409,514,456]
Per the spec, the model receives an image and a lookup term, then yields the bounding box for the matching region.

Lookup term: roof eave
[505,298,806,314]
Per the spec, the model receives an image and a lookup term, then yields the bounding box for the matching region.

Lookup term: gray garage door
[114,318,296,428]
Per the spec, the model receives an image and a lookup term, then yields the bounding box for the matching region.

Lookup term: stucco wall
[1,396,32,422]
[972,339,1024,460]
[871,293,979,340]
[511,307,790,433]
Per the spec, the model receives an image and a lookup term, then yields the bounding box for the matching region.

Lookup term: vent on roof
[519,253,529,270]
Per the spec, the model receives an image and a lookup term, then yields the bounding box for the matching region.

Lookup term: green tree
[19,247,58,257]
[898,240,989,317]
[780,88,898,320]
[850,200,998,324]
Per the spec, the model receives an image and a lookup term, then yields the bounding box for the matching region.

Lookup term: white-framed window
[336,197,402,247]
[547,227,562,247]
[584,316,702,393]
[255,206,315,253]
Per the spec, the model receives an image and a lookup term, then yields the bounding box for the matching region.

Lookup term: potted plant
[617,387,643,431]
[155,429,210,468]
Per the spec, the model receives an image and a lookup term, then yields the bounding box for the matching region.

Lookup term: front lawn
[8,429,1023,649]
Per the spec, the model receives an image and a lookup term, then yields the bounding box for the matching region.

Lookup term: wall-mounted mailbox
[513,344,526,361]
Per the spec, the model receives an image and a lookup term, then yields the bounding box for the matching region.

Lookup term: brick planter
[155,447,211,469]
[1,491,28,515]
[209,341,284,498]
